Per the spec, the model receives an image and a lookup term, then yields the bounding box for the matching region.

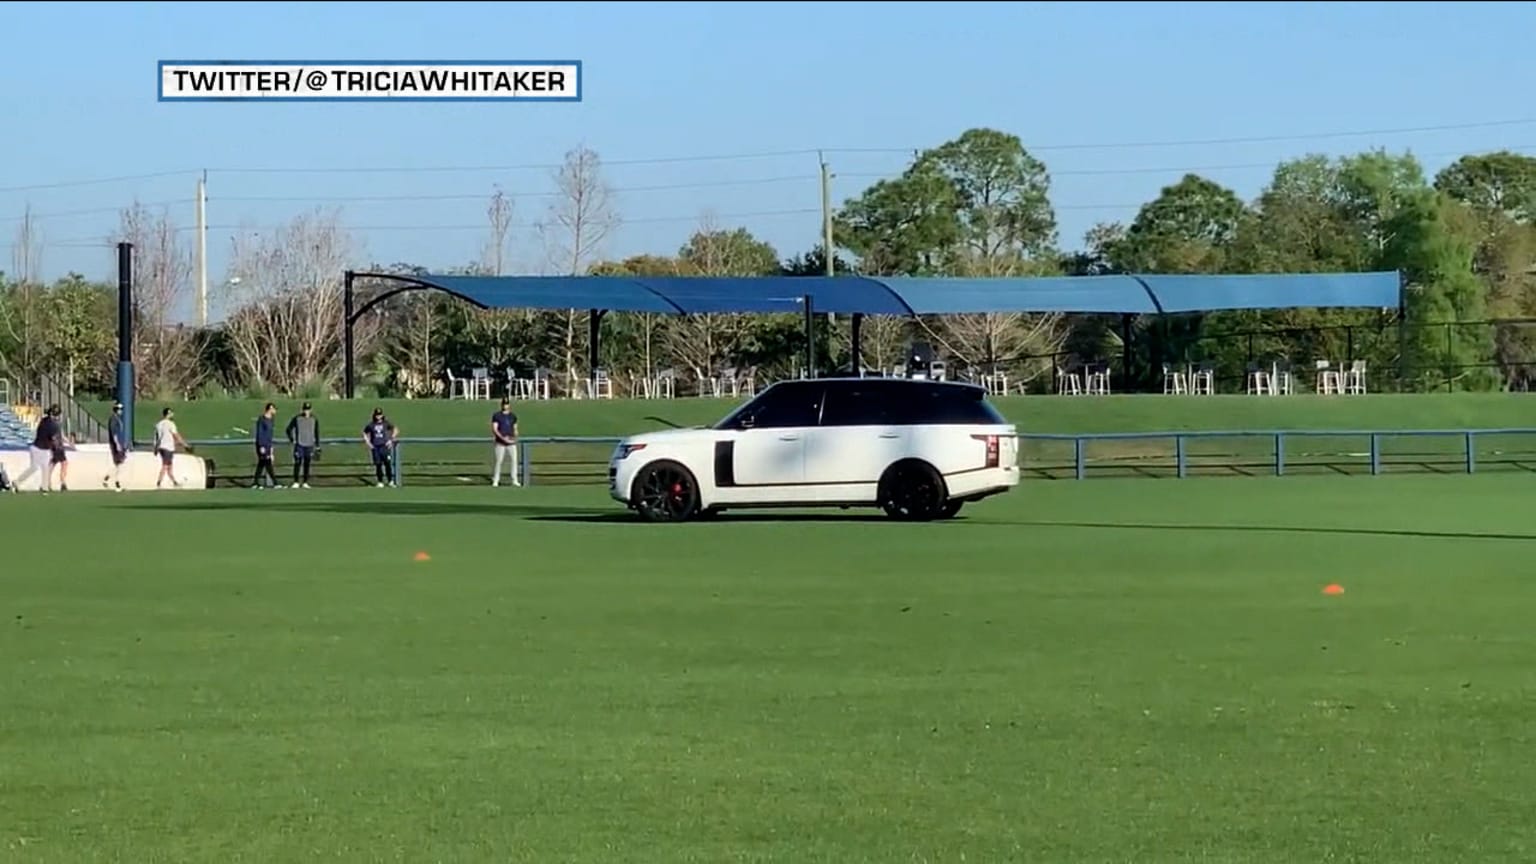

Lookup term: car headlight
[614,442,647,460]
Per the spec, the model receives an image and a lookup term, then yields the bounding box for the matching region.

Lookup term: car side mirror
[738,413,756,429]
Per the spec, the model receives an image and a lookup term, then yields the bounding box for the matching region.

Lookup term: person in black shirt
[252,402,278,489]
[361,408,398,487]
[13,405,64,493]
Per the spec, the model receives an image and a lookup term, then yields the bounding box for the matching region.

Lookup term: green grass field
[5,474,1536,861]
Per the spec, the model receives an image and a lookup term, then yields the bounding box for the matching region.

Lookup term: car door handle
[877,433,901,439]
[778,435,800,441]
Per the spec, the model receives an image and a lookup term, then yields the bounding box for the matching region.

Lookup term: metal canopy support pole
[850,312,864,375]
[343,270,356,399]
[1120,314,1133,392]
[588,309,604,393]
[803,294,815,378]
[115,242,135,444]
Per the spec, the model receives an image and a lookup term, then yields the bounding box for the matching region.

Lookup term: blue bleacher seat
[0,404,34,449]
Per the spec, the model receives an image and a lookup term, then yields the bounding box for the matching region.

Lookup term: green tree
[42,273,115,397]
[1113,174,1250,274]
[1434,151,1536,225]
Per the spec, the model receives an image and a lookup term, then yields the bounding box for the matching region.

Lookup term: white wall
[1,446,209,492]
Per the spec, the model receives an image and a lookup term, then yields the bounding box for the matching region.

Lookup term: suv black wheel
[633,461,701,523]
[939,500,964,519]
[879,461,946,522]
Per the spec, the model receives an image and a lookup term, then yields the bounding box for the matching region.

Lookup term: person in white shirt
[153,407,188,489]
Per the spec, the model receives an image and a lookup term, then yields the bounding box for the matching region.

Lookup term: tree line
[3,128,1534,401]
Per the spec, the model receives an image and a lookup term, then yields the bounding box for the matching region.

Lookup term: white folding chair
[1315,360,1340,395]
[1344,360,1367,394]
[470,367,492,400]
[1057,366,1082,396]
[654,369,676,399]
[446,370,470,400]
[1162,364,1188,394]
[583,369,614,400]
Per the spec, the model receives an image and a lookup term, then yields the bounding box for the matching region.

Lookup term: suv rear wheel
[879,461,946,522]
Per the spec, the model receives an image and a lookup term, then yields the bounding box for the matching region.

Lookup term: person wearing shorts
[153,407,187,489]
[12,405,63,493]
[107,401,129,491]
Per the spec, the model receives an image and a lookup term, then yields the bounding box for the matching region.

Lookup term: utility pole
[196,170,208,327]
[819,153,836,370]
[819,154,834,277]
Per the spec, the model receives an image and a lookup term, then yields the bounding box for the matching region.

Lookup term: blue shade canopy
[399,270,1402,315]
[1139,271,1403,313]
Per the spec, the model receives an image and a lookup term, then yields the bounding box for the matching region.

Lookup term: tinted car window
[820,381,1005,426]
[819,382,904,426]
[715,382,826,430]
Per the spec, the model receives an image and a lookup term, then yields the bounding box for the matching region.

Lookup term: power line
[213,175,821,204]
[209,149,825,175]
[0,200,188,224]
[830,118,1536,154]
[4,116,1533,198]
[0,170,198,195]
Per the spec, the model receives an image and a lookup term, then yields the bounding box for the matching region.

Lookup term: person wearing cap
[107,401,129,491]
[252,402,279,489]
[490,398,520,487]
[362,407,398,488]
[46,405,70,491]
[12,404,64,493]
[285,402,320,489]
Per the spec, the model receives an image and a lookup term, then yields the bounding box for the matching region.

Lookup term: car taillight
[972,434,999,468]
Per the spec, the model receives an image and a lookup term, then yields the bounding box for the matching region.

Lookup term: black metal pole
[803,294,815,378]
[1120,314,1133,391]
[115,242,135,444]
[588,309,602,391]
[850,312,864,375]
[343,270,355,399]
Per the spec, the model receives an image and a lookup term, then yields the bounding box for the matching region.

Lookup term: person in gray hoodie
[284,402,321,488]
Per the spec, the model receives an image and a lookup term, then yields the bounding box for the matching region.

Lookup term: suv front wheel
[633,460,701,522]
[879,460,946,522]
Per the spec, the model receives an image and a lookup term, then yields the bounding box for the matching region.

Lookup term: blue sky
[3,0,1535,294]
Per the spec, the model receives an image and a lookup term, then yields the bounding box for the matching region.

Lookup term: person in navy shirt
[13,404,64,493]
[252,402,278,489]
[490,399,520,487]
[361,408,397,487]
[107,401,129,491]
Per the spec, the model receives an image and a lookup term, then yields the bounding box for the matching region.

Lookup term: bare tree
[220,208,367,394]
[113,202,205,398]
[535,145,620,391]
[1,205,44,381]
[481,185,515,277]
[934,252,1067,385]
[664,213,769,386]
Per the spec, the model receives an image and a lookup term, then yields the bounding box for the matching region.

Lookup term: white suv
[608,377,1019,522]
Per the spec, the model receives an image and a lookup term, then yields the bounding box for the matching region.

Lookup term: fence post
[1274,433,1285,476]
[519,439,532,486]
[1465,431,1476,475]
[1074,437,1085,481]
[1175,435,1187,478]
[394,442,404,487]
[1370,434,1381,475]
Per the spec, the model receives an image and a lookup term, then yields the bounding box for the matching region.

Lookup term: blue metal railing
[176,428,1536,487]
[1017,428,1536,479]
